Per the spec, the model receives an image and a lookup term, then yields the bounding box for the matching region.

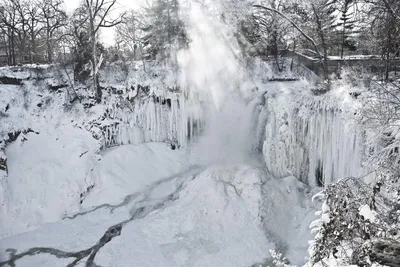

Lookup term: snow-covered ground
[1,138,189,238]
[82,143,189,207]
[0,158,316,267]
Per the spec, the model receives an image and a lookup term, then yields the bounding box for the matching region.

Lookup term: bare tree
[252,0,293,71]
[12,0,31,63]
[0,0,45,64]
[254,0,337,84]
[82,0,124,102]
[115,11,145,60]
[25,0,43,63]
[311,0,337,81]
[0,0,20,65]
[365,0,400,80]
[38,0,67,63]
[253,4,324,64]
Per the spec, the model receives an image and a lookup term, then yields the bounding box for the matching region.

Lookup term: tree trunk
[11,32,15,65]
[31,33,35,64]
[385,26,391,81]
[7,29,12,65]
[341,21,346,59]
[92,29,101,103]
[3,36,9,66]
[272,30,282,72]
[370,239,400,267]
[46,29,52,62]
[290,40,296,71]
[47,40,52,63]
[386,49,390,81]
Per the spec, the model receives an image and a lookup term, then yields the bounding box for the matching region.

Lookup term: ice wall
[90,92,206,149]
[261,84,366,187]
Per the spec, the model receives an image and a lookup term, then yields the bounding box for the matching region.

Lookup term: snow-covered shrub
[359,79,400,202]
[308,177,400,266]
[252,250,296,267]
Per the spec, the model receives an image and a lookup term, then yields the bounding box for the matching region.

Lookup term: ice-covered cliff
[260,80,366,187]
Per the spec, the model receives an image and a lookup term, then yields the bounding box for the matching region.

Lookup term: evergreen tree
[310,0,337,80]
[141,0,187,61]
[336,0,357,58]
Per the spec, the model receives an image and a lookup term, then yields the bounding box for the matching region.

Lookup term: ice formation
[96,93,205,148]
[261,83,366,187]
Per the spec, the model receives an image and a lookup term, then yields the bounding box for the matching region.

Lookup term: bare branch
[253,4,323,59]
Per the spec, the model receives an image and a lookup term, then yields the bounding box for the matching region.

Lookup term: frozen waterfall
[260,84,366,187]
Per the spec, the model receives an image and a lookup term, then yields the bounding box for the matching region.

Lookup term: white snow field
[1,137,189,238]
[0,156,316,267]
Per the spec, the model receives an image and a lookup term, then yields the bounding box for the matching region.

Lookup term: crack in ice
[0,166,205,267]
